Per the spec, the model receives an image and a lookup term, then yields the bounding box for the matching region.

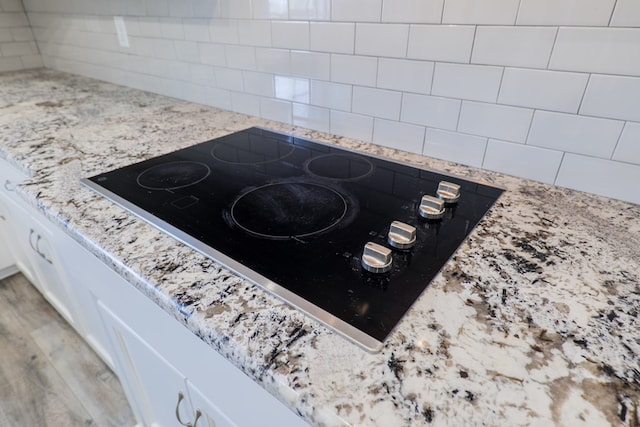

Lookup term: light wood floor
[0,273,136,427]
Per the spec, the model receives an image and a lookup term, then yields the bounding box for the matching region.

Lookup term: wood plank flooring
[0,273,136,427]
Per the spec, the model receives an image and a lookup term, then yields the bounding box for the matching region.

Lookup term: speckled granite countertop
[2,69,639,427]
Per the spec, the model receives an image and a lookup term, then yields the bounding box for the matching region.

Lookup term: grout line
[546,26,559,70]
[576,73,591,115]
[608,0,618,26]
[552,152,566,184]
[610,121,626,160]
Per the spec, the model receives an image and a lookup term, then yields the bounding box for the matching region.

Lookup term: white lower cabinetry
[0,161,78,327]
[99,302,236,427]
[0,200,18,279]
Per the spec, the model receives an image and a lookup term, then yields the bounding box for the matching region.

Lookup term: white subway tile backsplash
[159,18,184,39]
[423,128,487,167]
[255,47,290,74]
[237,20,271,47]
[332,0,382,22]
[189,63,216,86]
[432,63,503,103]
[242,70,274,96]
[218,0,252,19]
[192,0,219,18]
[613,122,640,166]
[377,58,433,94]
[516,0,616,26]
[471,26,556,69]
[225,45,256,70]
[483,139,563,184]
[498,68,588,113]
[556,154,640,204]
[208,19,239,44]
[355,23,409,58]
[400,93,460,130]
[293,103,331,132]
[289,0,331,21]
[352,86,402,120]
[550,28,640,76]
[260,97,292,124]
[527,111,624,158]
[309,22,354,54]
[275,75,310,103]
[373,119,425,154]
[272,21,309,50]
[458,101,533,143]
[610,0,640,27]
[580,75,640,123]
[173,40,200,63]
[407,24,474,63]
[251,0,288,20]
[183,19,210,42]
[198,42,226,66]
[310,80,352,111]
[331,54,377,86]
[330,110,374,142]
[231,92,261,116]
[381,0,443,24]
[291,51,330,80]
[214,66,243,90]
[136,17,163,38]
[442,0,519,25]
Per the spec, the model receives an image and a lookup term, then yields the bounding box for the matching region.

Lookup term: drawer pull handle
[175,392,193,427]
[4,180,17,192]
[29,229,53,264]
[192,409,202,427]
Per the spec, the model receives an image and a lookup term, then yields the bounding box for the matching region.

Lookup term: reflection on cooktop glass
[82,127,503,352]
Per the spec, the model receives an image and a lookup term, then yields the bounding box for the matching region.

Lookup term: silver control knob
[419,195,445,219]
[387,221,416,250]
[436,181,461,203]
[361,242,393,273]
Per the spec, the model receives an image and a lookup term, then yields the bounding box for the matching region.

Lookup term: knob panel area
[387,221,416,250]
[361,242,393,274]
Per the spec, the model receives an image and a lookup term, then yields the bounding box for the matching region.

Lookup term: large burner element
[230,182,348,240]
[137,161,210,190]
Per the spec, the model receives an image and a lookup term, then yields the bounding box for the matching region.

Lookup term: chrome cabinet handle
[28,229,53,264]
[4,180,17,192]
[192,409,202,427]
[175,392,193,427]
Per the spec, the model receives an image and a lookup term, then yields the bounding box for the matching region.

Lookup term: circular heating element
[304,153,374,181]
[137,161,210,190]
[230,182,348,240]
[211,137,296,165]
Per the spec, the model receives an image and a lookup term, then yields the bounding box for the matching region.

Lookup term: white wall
[0,0,42,71]
[22,0,640,204]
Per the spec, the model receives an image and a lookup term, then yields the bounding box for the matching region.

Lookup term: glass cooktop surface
[82,127,503,352]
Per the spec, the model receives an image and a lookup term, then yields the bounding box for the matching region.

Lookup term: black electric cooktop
[82,127,503,352]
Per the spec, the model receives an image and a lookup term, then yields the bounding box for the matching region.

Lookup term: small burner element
[137,161,210,190]
[305,153,374,181]
[211,136,295,165]
[230,182,348,240]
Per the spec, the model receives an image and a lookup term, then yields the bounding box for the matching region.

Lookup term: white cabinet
[99,302,236,427]
[0,160,78,327]
[0,200,18,279]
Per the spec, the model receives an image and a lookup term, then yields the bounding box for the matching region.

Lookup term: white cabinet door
[99,301,198,427]
[0,199,18,278]
[8,198,77,326]
[187,381,237,427]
